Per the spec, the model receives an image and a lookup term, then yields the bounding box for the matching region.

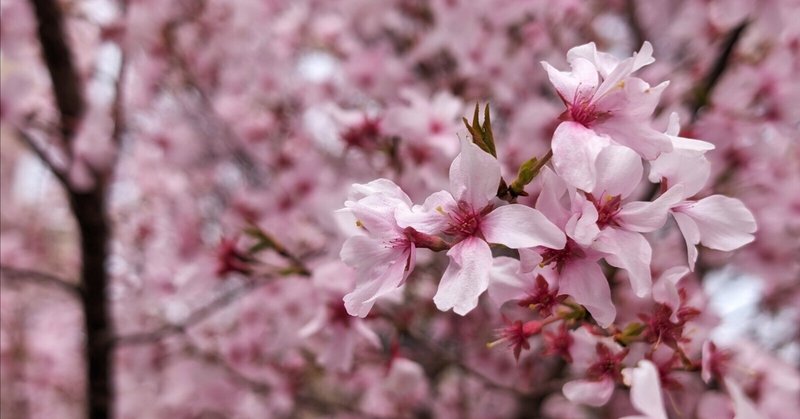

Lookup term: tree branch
[28,0,86,142]
[625,0,647,48]
[15,128,70,186]
[114,279,271,346]
[689,20,749,121]
[183,338,271,394]
[0,265,81,296]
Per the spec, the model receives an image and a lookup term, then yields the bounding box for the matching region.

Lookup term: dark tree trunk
[70,188,113,419]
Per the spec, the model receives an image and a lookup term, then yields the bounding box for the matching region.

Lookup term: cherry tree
[1,0,798,418]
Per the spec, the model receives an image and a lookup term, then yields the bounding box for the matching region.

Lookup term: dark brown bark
[27,1,113,417]
[28,0,86,141]
[689,20,749,121]
[70,188,114,419]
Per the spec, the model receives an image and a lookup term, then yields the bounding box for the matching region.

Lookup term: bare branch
[28,0,86,142]
[114,279,268,346]
[625,0,647,49]
[690,20,749,121]
[183,338,271,394]
[0,265,81,296]
[15,128,70,186]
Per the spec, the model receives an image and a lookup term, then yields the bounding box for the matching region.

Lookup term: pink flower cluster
[339,42,760,414]
[2,0,798,417]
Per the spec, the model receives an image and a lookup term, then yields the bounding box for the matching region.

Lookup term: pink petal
[319,324,357,372]
[595,118,672,160]
[562,377,615,407]
[673,211,701,271]
[347,195,405,238]
[565,197,600,246]
[340,235,402,272]
[653,266,690,323]
[354,319,382,348]
[665,113,715,151]
[482,204,566,249]
[593,228,653,298]
[349,178,413,206]
[617,185,686,233]
[632,41,655,72]
[621,360,668,419]
[649,149,710,199]
[518,248,543,274]
[552,122,610,192]
[725,379,763,419]
[558,259,616,327]
[343,246,413,317]
[675,195,757,251]
[433,237,493,315]
[487,256,527,307]
[535,167,571,229]
[396,190,456,234]
[592,144,643,199]
[449,139,501,209]
[541,57,598,102]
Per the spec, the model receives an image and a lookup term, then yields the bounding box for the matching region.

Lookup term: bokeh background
[1,0,798,418]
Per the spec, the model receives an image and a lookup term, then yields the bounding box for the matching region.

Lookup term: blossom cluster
[1,0,798,418]
[338,42,760,415]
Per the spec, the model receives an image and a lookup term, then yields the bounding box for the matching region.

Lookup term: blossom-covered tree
[1,0,798,418]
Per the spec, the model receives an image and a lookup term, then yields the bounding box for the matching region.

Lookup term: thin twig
[689,20,749,121]
[183,338,272,393]
[0,265,81,296]
[624,0,647,48]
[14,128,69,186]
[113,279,266,346]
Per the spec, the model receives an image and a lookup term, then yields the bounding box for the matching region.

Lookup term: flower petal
[343,246,413,317]
[565,196,600,246]
[558,259,616,327]
[653,266,690,322]
[449,139,501,208]
[348,178,413,206]
[675,195,757,251]
[673,211,701,271]
[552,122,610,192]
[617,184,685,233]
[487,256,527,307]
[482,204,567,249]
[621,360,668,419]
[433,237,493,315]
[562,377,615,407]
[649,149,710,199]
[396,190,456,234]
[592,144,643,199]
[593,228,652,298]
[595,118,672,160]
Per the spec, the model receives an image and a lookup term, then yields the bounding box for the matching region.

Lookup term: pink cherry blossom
[399,139,565,315]
[621,360,669,419]
[338,179,417,317]
[542,42,674,191]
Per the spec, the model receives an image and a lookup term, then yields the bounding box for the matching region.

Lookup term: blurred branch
[15,128,70,186]
[182,339,381,418]
[113,280,267,346]
[28,0,86,143]
[689,20,749,121]
[160,11,263,185]
[183,338,271,394]
[0,265,81,296]
[401,326,536,397]
[625,0,647,48]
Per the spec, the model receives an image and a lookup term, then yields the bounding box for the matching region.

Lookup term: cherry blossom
[398,139,565,315]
